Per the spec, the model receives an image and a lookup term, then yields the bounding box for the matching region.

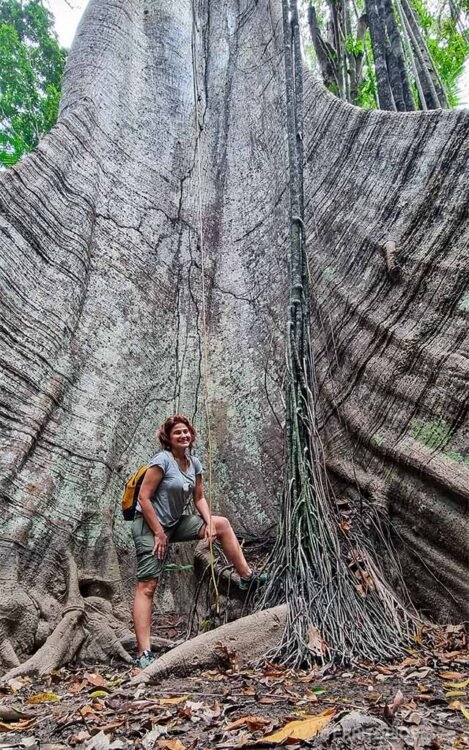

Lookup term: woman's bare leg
[199,516,251,578]
[132,578,158,655]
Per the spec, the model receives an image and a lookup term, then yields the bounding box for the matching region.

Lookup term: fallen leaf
[216,642,239,673]
[298,673,320,683]
[384,689,405,720]
[0,707,35,723]
[448,701,469,721]
[307,626,327,658]
[142,726,168,749]
[440,672,466,680]
[89,690,109,699]
[159,695,188,705]
[84,673,107,688]
[257,696,284,704]
[7,678,27,692]
[26,692,61,704]
[445,690,466,698]
[445,679,469,689]
[258,709,335,743]
[374,666,394,675]
[84,731,110,750]
[417,684,431,693]
[225,715,271,732]
[98,720,126,732]
[0,718,36,732]
[69,680,88,694]
[413,626,425,645]
[404,711,422,725]
[157,741,186,750]
[80,705,97,718]
[69,731,91,742]
[404,668,431,681]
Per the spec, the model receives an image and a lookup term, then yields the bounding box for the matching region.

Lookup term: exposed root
[131,605,287,684]
[2,608,85,681]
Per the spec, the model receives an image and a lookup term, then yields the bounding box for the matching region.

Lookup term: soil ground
[0,626,467,750]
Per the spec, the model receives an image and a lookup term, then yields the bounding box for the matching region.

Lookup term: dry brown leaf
[98,719,127,731]
[26,691,61,704]
[159,695,188,705]
[69,680,88,694]
[298,672,320,683]
[404,711,422,725]
[216,641,239,673]
[225,715,271,732]
[69,730,91,742]
[0,706,35,722]
[84,672,107,687]
[257,709,335,743]
[440,672,466,680]
[80,705,97,717]
[0,718,36,732]
[307,625,327,658]
[257,696,284,704]
[374,665,394,675]
[384,689,405,720]
[157,741,186,750]
[449,702,469,721]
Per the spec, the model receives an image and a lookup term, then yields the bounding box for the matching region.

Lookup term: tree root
[0,552,141,679]
[132,604,287,684]
[2,608,85,681]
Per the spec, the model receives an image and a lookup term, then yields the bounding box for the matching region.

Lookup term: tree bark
[400,0,449,108]
[382,0,415,111]
[0,0,468,669]
[365,0,396,109]
[307,5,340,95]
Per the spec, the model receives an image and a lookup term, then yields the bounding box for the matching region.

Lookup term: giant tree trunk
[0,0,467,669]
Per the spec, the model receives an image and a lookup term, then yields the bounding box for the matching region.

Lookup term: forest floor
[0,620,467,750]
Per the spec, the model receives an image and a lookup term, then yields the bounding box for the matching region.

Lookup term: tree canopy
[0,0,66,167]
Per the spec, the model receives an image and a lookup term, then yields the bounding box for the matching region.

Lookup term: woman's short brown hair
[158,414,197,450]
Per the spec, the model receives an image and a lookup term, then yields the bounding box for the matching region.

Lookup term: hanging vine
[256,0,415,667]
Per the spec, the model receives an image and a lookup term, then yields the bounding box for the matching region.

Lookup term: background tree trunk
[0,0,467,668]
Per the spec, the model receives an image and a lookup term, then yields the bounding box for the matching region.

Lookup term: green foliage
[0,0,66,168]
[412,0,469,107]
[345,34,364,57]
[302,0,469,110]
[356,60,378,109]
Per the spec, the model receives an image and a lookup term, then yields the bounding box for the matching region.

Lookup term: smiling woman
[131,414,267,669]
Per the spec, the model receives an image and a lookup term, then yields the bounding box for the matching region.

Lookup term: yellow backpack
[122,465,148,520]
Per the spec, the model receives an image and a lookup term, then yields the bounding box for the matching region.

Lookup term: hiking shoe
[239,570,269,591]
[134,650,155,669]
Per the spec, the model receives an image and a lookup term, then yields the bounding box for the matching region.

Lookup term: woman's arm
[193,475,215,539]
[138,466,168,559]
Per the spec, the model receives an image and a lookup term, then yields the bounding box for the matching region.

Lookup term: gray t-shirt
[138,450,203,528]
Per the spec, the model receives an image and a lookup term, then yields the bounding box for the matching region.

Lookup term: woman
[132,414,265,668]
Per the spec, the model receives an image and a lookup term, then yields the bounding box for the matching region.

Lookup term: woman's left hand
[204,520,217,542]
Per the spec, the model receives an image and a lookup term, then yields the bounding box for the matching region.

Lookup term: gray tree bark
[0,0,467,669]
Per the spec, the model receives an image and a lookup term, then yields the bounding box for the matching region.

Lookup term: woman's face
[169,422,192,452]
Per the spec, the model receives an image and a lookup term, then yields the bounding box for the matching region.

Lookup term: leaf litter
[0,622,467,748]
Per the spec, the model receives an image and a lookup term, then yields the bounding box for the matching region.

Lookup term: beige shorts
[132,513,204,581]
